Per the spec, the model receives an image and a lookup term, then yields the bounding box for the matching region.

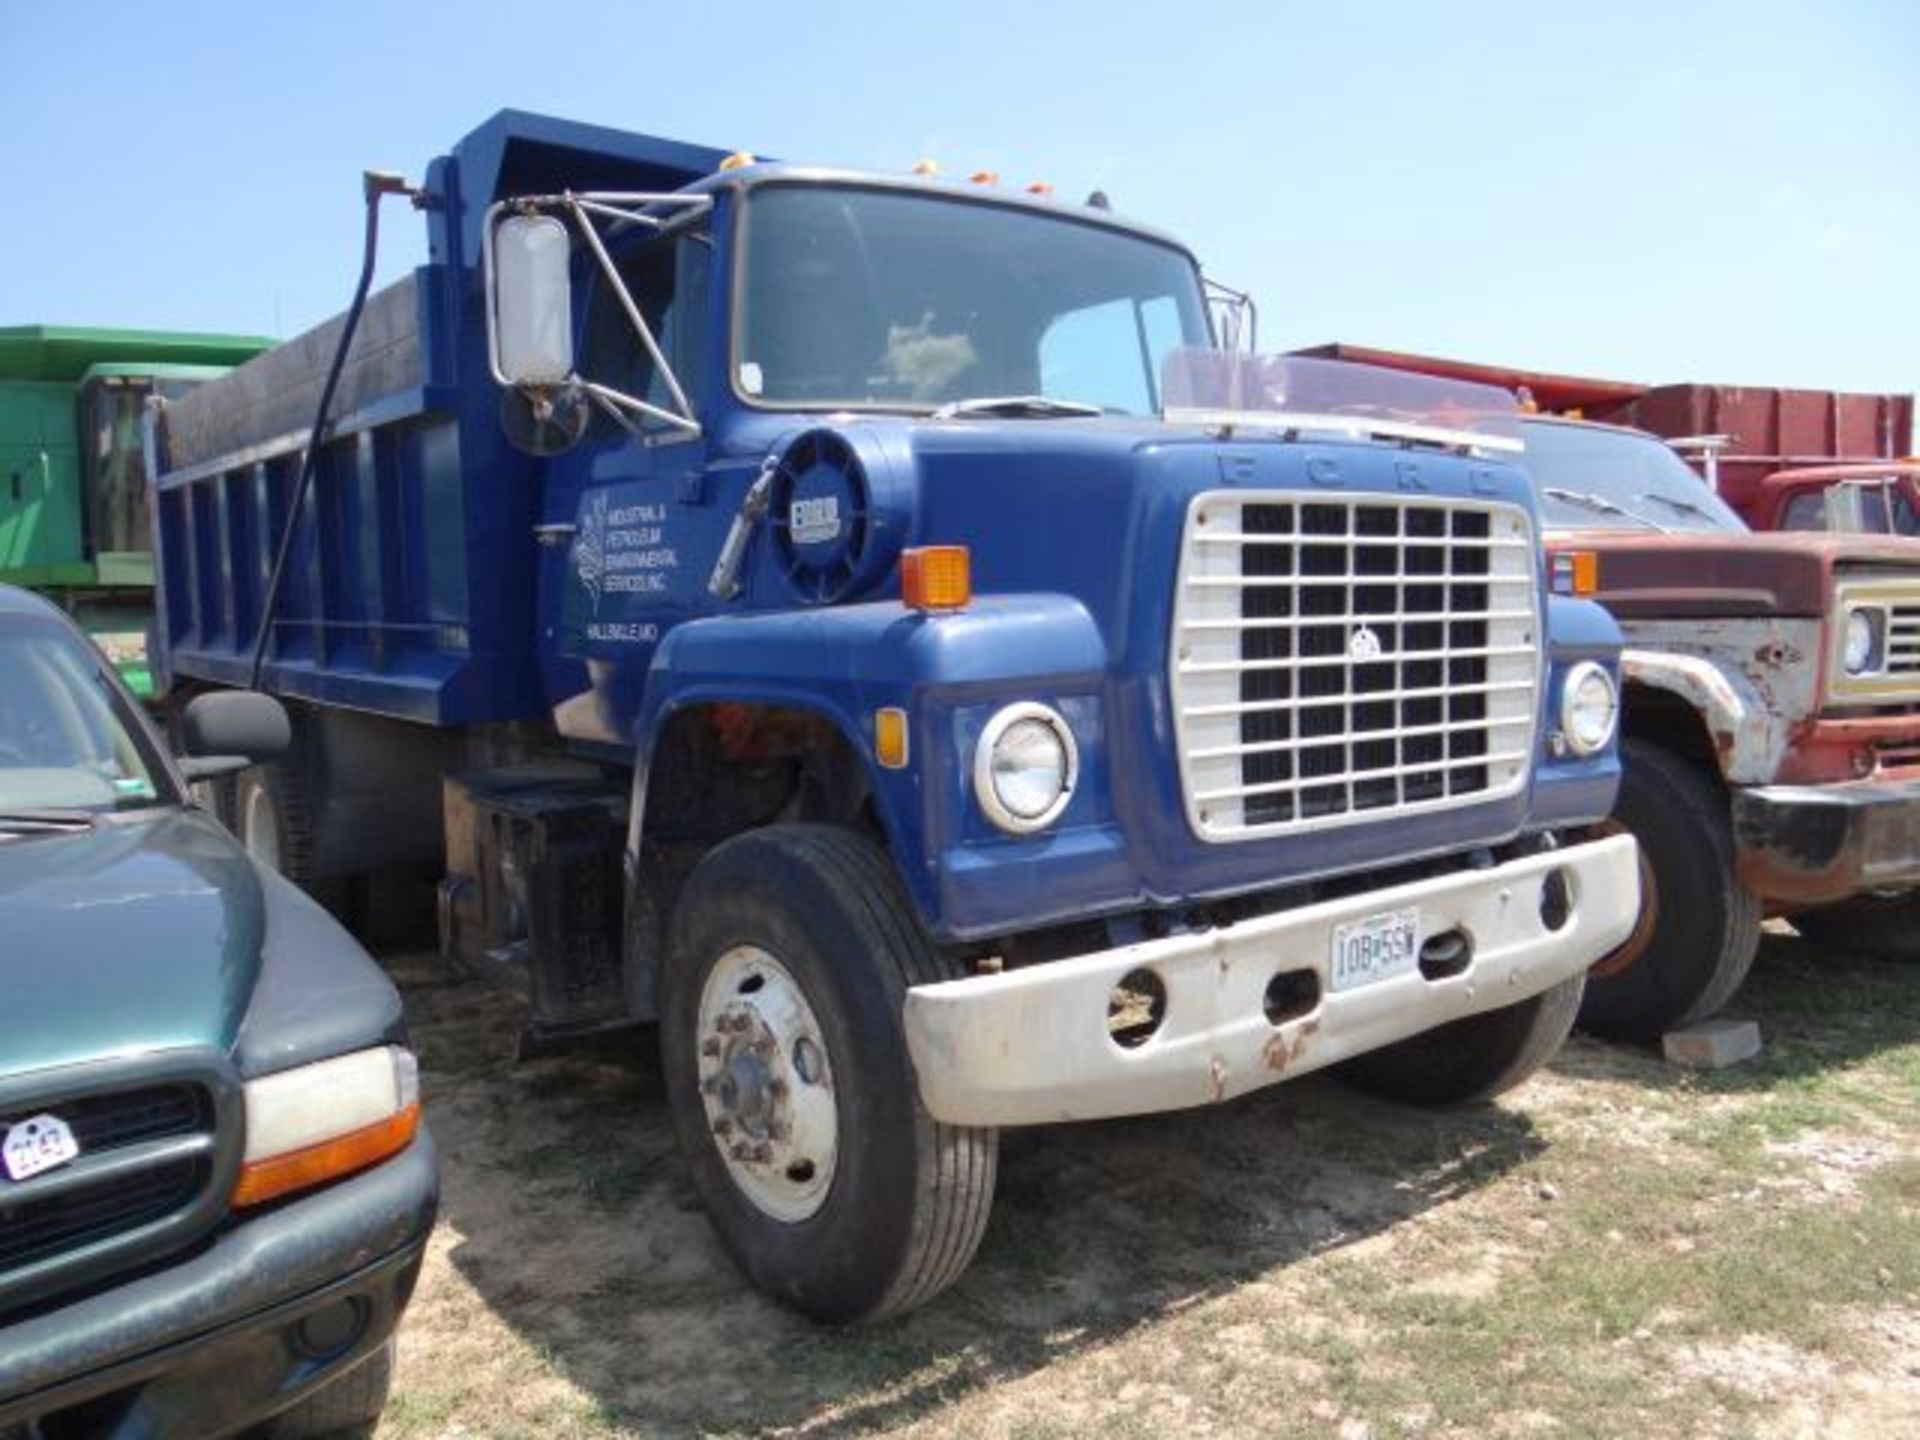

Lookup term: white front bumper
[904,833,1640,1127]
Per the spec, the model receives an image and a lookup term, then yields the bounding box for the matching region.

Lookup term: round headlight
[1844,608,1878,675]
[974,703,1078,834]
[1560,661,1619,758]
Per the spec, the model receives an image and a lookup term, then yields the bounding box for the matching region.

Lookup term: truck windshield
[1522,420,1747,534]
[0,614,167,815]
[736,185,1209,414]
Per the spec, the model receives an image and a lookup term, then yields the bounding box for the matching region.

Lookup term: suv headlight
[974,703,1078,834]
[233,1045,420,1207]
[1844,606,1884,675]
[1560,661,1619,758]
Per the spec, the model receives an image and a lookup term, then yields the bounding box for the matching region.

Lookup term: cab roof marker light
[719,152,756,172]
[1025,180,1054,196]
[969,170,999,185]
[911,159,940,176]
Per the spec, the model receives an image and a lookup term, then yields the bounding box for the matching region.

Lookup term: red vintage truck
[1298,343,1920,1039]
[1297,344,1916,536]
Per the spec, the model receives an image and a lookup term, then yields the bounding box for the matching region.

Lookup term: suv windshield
[0,613,168,814]
[1523,420,1747,534]
[737,185,1209,414]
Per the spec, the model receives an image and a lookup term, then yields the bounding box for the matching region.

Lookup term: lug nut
[712,1117,733,1137]
[700,1037,721,1058]
[767,1078,788,1101]
[749,1142,773,1163]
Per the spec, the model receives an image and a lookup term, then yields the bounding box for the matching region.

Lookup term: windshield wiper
[1540,486,1672,533]
[0,808,100,836]
[1637,490,1721,524]
[930,395,1103,420]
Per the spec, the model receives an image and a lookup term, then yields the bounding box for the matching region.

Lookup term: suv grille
[1,1080,221,1310]
[1172,492,1540,841]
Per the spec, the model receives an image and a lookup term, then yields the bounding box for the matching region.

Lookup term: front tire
[1578,740,1761,1041]
[661,824,998,1324]
[1339,971,1585,1105]
[1792,895,1920,960]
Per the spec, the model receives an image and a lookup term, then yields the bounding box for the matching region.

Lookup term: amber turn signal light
[875,707,910,769]
[1552,550,1600,597]
[902,546,972,611]
[231,1103,422,1208]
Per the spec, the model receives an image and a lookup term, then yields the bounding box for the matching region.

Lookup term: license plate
[3,1113,81,1182]
[1329,908,1421,994]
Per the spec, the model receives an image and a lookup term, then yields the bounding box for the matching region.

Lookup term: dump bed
[149,111,731,723]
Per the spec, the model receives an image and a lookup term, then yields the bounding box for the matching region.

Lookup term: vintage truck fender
[1533,594,1628,828]
[629,594,1110,934]
[1620,644,1783,785]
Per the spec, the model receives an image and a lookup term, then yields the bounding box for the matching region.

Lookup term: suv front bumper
[0,1130,437,1438]
[905,834,1639,1127]
[1733,777,1920,906]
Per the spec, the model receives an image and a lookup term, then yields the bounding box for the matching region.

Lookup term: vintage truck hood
[1549,530,1920,619]
[0,808,262,1075]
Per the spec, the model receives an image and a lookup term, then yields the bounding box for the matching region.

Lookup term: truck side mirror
[176,691,291,780]
[489,214,575,386]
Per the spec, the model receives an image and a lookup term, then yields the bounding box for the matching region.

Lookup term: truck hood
[0,809,262,1074]
[1549,530,1920,619]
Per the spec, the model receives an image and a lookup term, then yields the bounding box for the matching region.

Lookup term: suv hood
[1549,530,1920,619]
[0,809,262,1074]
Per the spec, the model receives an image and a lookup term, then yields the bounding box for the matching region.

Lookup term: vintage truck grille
[1,1081,220,1309]
[1172,492,1540,841]
[1884,603,1920,677]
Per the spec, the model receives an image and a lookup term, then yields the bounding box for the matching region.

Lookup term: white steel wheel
[696,945,839,1223]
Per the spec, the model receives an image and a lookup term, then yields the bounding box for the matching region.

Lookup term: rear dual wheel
[661,824,997,1324]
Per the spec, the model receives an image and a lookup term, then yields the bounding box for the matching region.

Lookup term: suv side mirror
[177,691,291,780]
[489,213,575,386]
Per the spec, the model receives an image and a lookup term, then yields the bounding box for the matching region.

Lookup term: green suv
[0,584,436,1437]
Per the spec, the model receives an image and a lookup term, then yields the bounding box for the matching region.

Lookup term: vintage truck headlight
[232,1045,420,1207]
[1844,607,1883,675]
[974,703,1078,833]
[1559,661,1619,758]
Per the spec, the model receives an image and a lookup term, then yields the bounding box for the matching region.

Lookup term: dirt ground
[376,926,1920,1439]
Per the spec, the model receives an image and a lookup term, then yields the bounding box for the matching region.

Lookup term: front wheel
[661,824,998,1324]
[1792,894,1920,960]
[1338,971,1586,1105]
[1578,740,1761,1041]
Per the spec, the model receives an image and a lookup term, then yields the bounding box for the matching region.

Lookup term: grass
[378,928,1920,1439]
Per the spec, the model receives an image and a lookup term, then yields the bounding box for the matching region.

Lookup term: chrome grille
[1886,603,1920,676]
[1172,492,1539,842]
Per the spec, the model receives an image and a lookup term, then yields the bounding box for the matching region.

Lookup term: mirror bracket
[482,191,714,442]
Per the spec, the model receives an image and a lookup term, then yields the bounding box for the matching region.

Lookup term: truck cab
[0,327,270,697]
[149,111,1640,1322]
[1516,416,1920,1034]
[1758,461,1920,536]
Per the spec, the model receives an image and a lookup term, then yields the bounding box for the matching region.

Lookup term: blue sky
[3,1,1913,397]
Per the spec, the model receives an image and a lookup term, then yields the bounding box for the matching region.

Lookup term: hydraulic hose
[248,171,414,689]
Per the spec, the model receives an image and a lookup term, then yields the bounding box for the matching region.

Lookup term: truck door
[541,231,715,744]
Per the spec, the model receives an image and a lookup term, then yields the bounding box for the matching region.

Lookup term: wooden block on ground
[1662,1018,1762,1069]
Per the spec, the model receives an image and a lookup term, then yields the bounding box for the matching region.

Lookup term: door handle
[533,522,577,548]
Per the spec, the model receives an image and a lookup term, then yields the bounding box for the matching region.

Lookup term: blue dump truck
[147,111,1641,1322]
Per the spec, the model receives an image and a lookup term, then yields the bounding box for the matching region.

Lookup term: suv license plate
[1329,908,1421,994]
